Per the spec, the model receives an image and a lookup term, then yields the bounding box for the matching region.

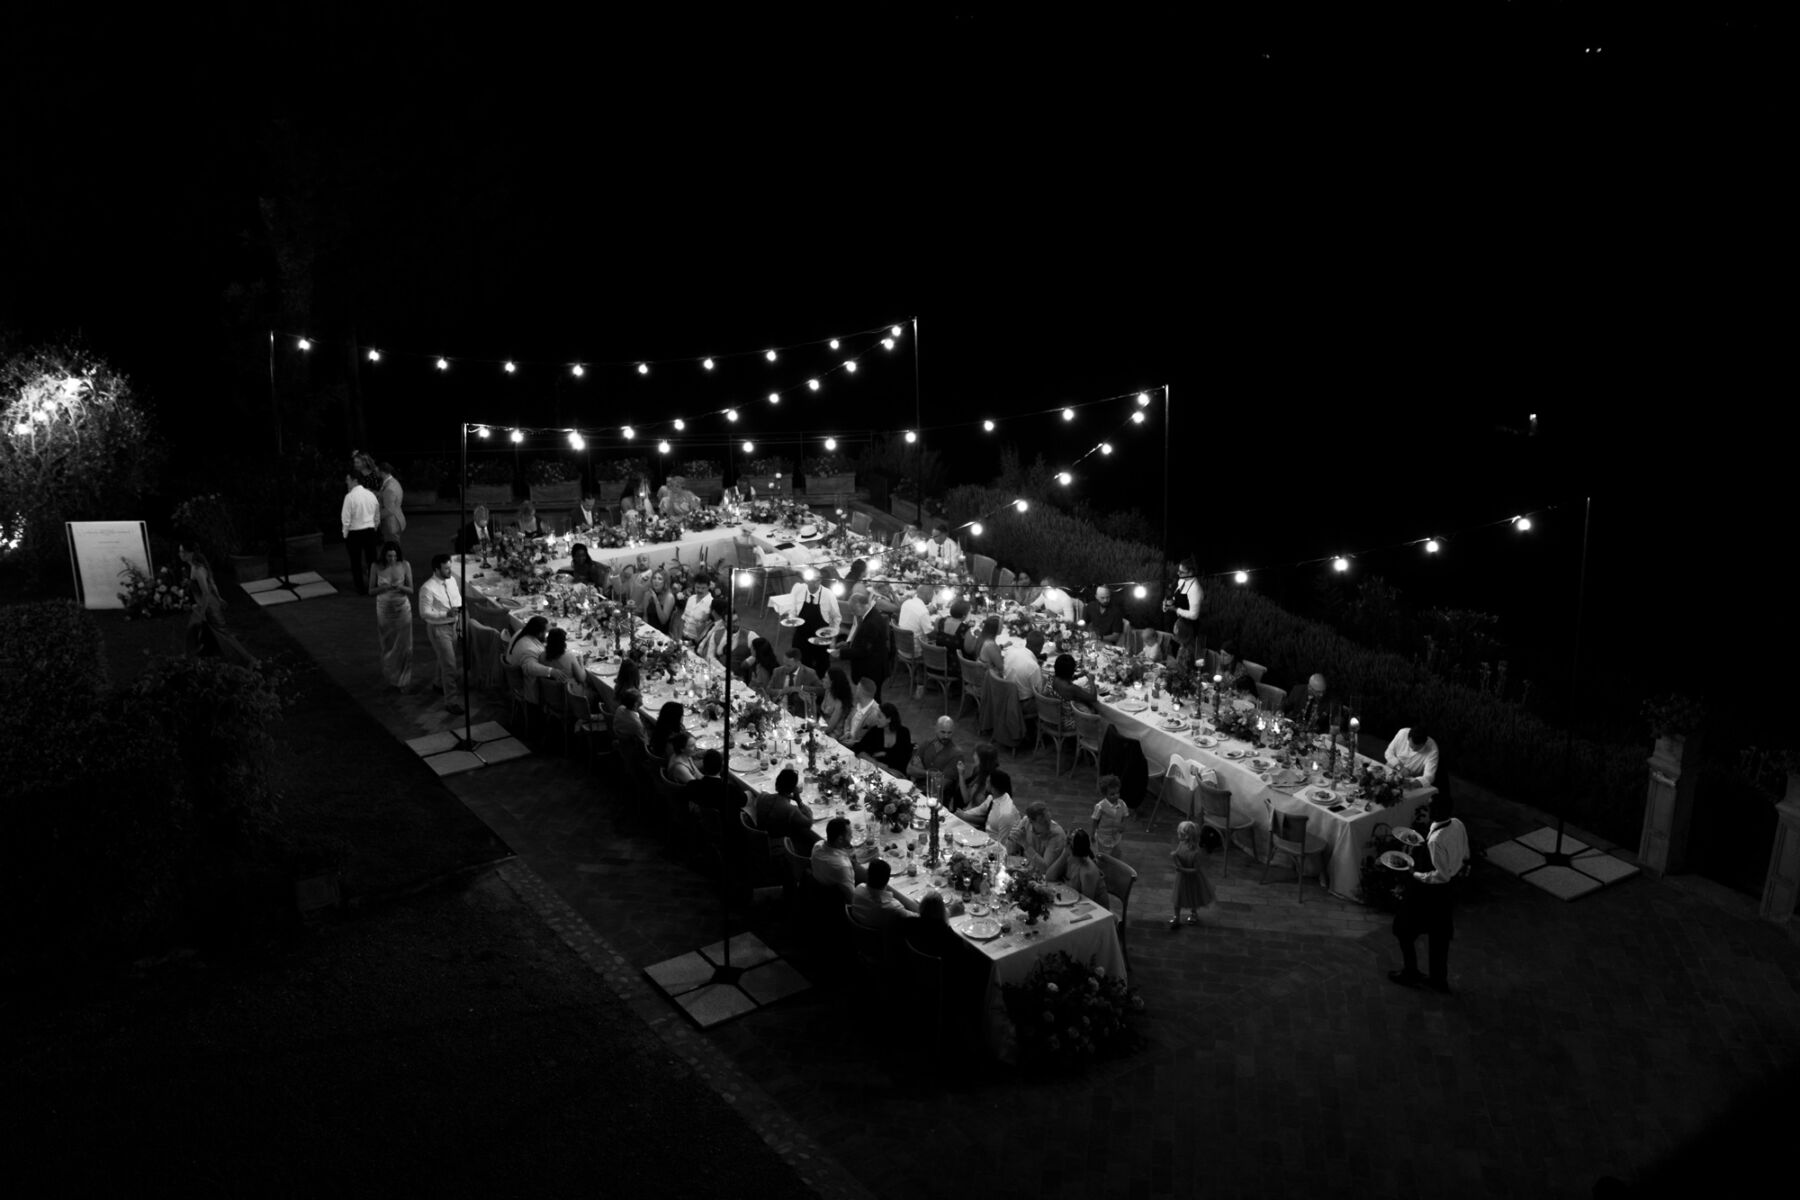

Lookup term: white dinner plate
[1115,700,1147,713]
[1380,850,1415,872]
[1309,788,1337,803]
[1050,884,1079,906]
[964,901,991,918]
[1393,827,1425,847]
[779,617,806,628]
[1193,736,1218,748]
[1250,758,1274,772]
[1222,748,1248,760]
[1160,718,1189,732]
[952,831,989,848]
[962,918,1001,941]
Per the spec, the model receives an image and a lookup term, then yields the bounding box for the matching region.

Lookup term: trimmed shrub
[944,485,1162,596]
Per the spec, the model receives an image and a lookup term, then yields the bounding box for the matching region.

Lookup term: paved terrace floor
[267,514,1800,1199]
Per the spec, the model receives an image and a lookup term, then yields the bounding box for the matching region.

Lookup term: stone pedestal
[1759,775,1800,924]
[1638,733,1701,876]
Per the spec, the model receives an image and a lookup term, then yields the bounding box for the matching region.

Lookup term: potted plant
[463,455,517,507]
[681,459,723,503]
[528,457,582,505]
[804,452,856,502]
[738,455,791,497]
[1642,693,1705,760]
[595,456,647,504]
[405,456,455,507]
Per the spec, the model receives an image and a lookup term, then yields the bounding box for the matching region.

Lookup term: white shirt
[681,593,715,641]
[1033,587,1077,623]
[340,484,378,535]
[925,536,962,569]
[1001,642,1043,699]
[964,791,1020,844]
[1415,818,1469,884]
[810,843,856,899]
[1172,577,1202,621]
[851,883,912,925]
[845,698,881,745]
[418,573,462,624]
[898,596,934,645]
[1384,728,1440,789]
[788,582,841,629]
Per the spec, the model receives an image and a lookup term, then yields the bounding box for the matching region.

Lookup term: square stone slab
[738,959,811,1006]
[1524,864,1605,901]
[479,737,532,764]
[1517,827,1589,856]
[241,577,286,594]
[286,571,325,585]
[677,982,760,1028]
[293,581,337,599]
[249,589,299,607]
[699,933,778,970]
[645,951,716,996]
[1483,840,1545,877]
[406,730,462,757]
[423,750,486,776]
[1571,850,1640,885]
[466,720,512,742]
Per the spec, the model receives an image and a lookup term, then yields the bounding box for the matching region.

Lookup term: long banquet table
[457,518,841,578]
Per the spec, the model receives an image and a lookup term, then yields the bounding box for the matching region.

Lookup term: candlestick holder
[927,800,941,867]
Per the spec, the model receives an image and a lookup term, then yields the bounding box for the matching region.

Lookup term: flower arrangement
[1000,951,1144,1068]
[746,456,790,478]
[1642,693,1705,740]
[634,634,688,681]
[683,508,720,532]
[747,498,815,527]
[681,459,722,480]
[1004,868,1057,925]
[945,852,988,894]
[1353,762,1410,808]
[1213,706,1260,741]
[1162,663,1203,703]
[596,456,647,481]
[465,456,516,486]
[529,458,576,485]
[735,696,780,738]
[806,452,854,476]
[117,560,188,618]
[868,777,916,832]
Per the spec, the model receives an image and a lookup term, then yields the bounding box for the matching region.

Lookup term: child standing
[1169,820,1217,929]
[1091,774,1129,859]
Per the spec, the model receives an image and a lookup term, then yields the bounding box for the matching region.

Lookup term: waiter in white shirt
[897,583,935,698]
[418,554,466,714]
[1390,792,1468,993]
[341,473,380,595]
[923,522,963,570]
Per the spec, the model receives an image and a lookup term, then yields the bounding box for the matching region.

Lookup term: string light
[1014,499,1029,513]
[1234,571,1249,584]
[635,363,648,375]
[702,357,715,371]
[572,364,586,377]
[742,440,754,453]
[1133,585,1147,599]
[622,426,636,440]
[476,425,490,439]
[1514,516,1533,532]
[844,360,857,373]
[1062,408,1074,421]
[737,570,755,589]
[1425,538,1441,554]
[768,392,780,404]
[658,440,671,454]
[970,522,983,536]
[504,361,517,374]
[1131,411,1146,425]
[435,357,449,371]
[568,431,585,450]
[1056,472,1072,485]
[1332,556,1350,573]
[890,325,903,338]
[829,339,840,350]
[824,437,837,451]
[882,338,895,350]
[765,349,778,363]
[904,430,917,443]
[297,337,312,351]
[1137,392,1151,406]
[1100,442,1113,455]
[366,349,381,362]
[802,567,818,581]
[830,581,846,597]
[983,419,995,432]
[726,409,739,422]
[807,378,820,391]
[673,418,685,431]
[868,557,884,574]
[510,429,523,443]
[915,539,930,553]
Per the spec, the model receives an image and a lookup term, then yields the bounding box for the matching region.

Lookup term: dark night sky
[4,3,1791,722]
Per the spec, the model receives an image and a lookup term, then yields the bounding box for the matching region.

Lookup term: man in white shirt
[1002,631,1044,700]
[1005,800,1067,872]
[788,574,842,676]
[1390,793,1469,992]
[851,859,919,928]
[1384,727,1440,789]
[959,769,1020,844]
[340,473,380,595]
[897,583,934,698]
[1032,577,1078,624]
[924,522,963,570]
[680,576,715,643]
[810,817,864,901]
[418,554,465,714]
[840,677,881,747]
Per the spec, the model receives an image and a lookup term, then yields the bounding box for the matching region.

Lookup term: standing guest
[752,767,817,850]
[844,558,900,617]
[898,582,935,698]
[1046,830,1110,905]
[1032,576,1078,623]
[934,599,972,649]
[1283,673,1333,733]
[788,571,842,676]
[960,768,1020,843]
[374,460,406,552]
[810,817,865,901]
[680,575,716,643]
[611,687,650,758]
[341,472,380,594]
[1002,630,1044,700]
[1390,792,1468,992]
[568,493,603,534]
[1384,727,1441,789]
[770,647,824,716]
[852,859,919,928]
[854,702,913,775]
[1005,800,1067,872]
[641,569,680,636]
[648,701,686,762]
[418,554,465,714]
[513,499,544,538]
[820,668,856,737]
[368,541,413,690]
[1090,774,1129,859]
[923,522,963,569]
[1162,557,1203,669]
[1168,820,1217,928]
[456,505,495,555]
[840,677,882,747]
[974,615,1004,673]
[912,715,964,794]
[839,592,891,698]
[1083,586,1127,645]
[1048,653,1099,712]
[179,543,257,668]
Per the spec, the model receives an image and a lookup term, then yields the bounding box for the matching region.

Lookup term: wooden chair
[1255,681,1287,710]
[956,653,988,726]
[537,677,589,755]
[1033,693,1075,774]
[845,904,895,983]
[502,660,533,732]
[920,641,957,713]
[655,767,696,850]
[736,810,784,898]
[1097,852,1137,965]
[1072,709,1105,782]
[1146,760,1198,833]
[849,511,872,536]
[901,940,944,1053]
[893,628,923,695]
[1199,780,1258,879]
[1147,629,1179,661]
[1262,810,1329,902]
[968,553,998,587]
[995,567,1016,594]
[1241,660,1268,684]
[1121,625,1146,655]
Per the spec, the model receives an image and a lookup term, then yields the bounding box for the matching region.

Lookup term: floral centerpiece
[1162,663,1204,703]
[1000,951,1145,1068]
[1353,762,1410,808]
[945,852,988,894]
[867,775,916,832]
[747,498,815,528]
[635,633,688,680]
[1003,867,1057,925]
[734,696,780,740]
[683,508,721,532]
[117,560,188,618]
[1213,705,1260,741]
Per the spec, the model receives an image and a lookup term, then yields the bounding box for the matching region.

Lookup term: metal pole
[1548,495,1593,864]
[912,317,923,524]
[720,574,735,971]
[268,331,293,588]
[1161,383,1171,618]
[456,419,478,753]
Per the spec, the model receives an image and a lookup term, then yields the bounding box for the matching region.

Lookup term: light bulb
[1425,538,1440,554]
[1515,516,1532,532]
[742,440,754,453]
[1133,585,1147,599]
[297,337,312,351]
[622,426,635,439]
[844,360,857,373]
[824,437,837,451]
[890,325,903,338]
[1100,442,1113,455]
[765,349,778,363]
[569,432,585,450]
[970,522,983,536]
[1056,472,1072,485]
[868,557,883,574]
[702,357,715,370]
[673,418,685,431]
[983,419,995,432]
[1131,411,1146,424]
[1062,407,1074,421]
[830,581,846,597]
[1234,571,1248,584]
[476,425,490,439]
[572,364,586,377]
[509,429,523,443]
[905,430,917,444]
[366,349,381,362]
[635,363,648,375]
[807,378,820,391]
[915,540,929,553]
[829,339,840,350]
[1137,392,1151,406]
[504,361,517,374]
[726,408,739,422]
[436,357,449,371]
[768,392,780,404]
[882,337,895,350]
[1014,500,1028,513]
[802,567,818,581]
[1332,557,1350,573]
[658,440,671,454]
[737,571,754,589]
[13,422,29,435]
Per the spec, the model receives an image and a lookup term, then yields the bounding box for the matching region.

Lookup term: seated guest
[1047,829,1111,905]
[974,615,1004,673]
[820,668,856,737]
[770,647,824,716]
[1137,629,1164,663]
[960,768,1020,843]
[840,677,882,747]
[1213,639,1241,680]
[1048,653,1099,713]
[680,575,716,643]
[844,558,900,617]
[934,599,971,649]
[923,522,963,569]
[1032,576,1078,623]
[505,616,570,702]
[1282,672,1332,733]
[566,543,608,590]
[625,554,654,608]
[905,893,988,1043]
[746,635,783,692]
[614,655,642,698]
[641,570,680,636]
[539,627,590,694]
[854,702,913,774]
[648,701,685,761]
[1005,800,1067,872]
[665,730,701,782]
[810,816,865,900]
[852,859,919,928]
[898,582,936,655]
[948,743,1000,813]
[455,504,494,555]
[912,715,964,793]
[687,749,741,815]
[568,493,603,534]
[1384,726,1440,788]
[614,563,639,605]
[513,499,545,537]
[752,767,817,850]
[658,475,702,517]
[1229,672,1259,710]
[1083,585,1128,645]
[699,606,754,673]
[1013,570,1041,608]
[611,686,649,758]
[1002,630,1044,700]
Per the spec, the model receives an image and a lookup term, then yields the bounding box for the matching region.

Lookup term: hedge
[943,485,1163,597]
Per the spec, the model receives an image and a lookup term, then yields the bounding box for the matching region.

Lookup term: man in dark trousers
[1389,790,1469,993]
[839,592,891,700]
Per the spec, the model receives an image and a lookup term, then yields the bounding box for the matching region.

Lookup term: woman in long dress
[179,543,257,668]
[368,540,414,689]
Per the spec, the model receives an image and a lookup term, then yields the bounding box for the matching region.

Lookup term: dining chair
[736,810,783,900]
[1096,852,1137,966]
[655,768,694,851]
[1263,809,1329,902]
[502,660,532,732]
[1033,693,1075,774]
[995,567,1016,593]
[956,653,988,726]
[921,641,957,713]
[1149,630,1179,661]
[1255,681,1286,710]
[1199,780,1258,879]
[901,941,945,1052]
[968,553,998,588]
[537,677,573,754]
[844,904,894,983]
[893,628,923,695]
[849,511,872,536]
[1072,709,1105,783]
[1241,660,1268,684]
[1146,758,1198,833]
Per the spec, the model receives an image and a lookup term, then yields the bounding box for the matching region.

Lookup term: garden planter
[1639,732,1700,876]
[597,481,627,503]
[687,478,724,503]
[738,474,791,498]
[890,497,920,525]
[530,481,581,506]
[464,483,515,508]
[1760,775,1800,924]
[805,473,857,501]
[407,488,440,507]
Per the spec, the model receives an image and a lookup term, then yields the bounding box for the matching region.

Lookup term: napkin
[1069,912,1094,924]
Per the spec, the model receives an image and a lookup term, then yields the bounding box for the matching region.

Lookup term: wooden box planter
[407,488,440,507]
[805,473,857,501]
[890,496,920,525]
[464,483,516,508]
[686,477,724,503]
[738,474,791,498]
[529,481,581,506]
[597,481,628,503]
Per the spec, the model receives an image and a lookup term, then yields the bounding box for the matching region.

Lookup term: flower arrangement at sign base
[945,852,987,894]
[1000,951,1145,1069]
[117,559,188,619]
[1004,867,1057,925]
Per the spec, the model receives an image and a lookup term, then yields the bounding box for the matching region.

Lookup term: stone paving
[268,514,1800,1199]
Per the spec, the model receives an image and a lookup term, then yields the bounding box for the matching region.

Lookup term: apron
[797,589,829,676]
